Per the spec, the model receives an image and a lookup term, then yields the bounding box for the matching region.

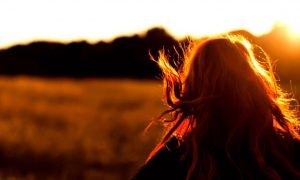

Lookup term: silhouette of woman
[132,35,300,180]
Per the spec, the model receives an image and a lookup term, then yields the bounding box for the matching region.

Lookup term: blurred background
[0,0,300,179]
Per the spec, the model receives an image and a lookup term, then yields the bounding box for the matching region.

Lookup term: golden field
[0,77,165,180]
[0,77,298,180]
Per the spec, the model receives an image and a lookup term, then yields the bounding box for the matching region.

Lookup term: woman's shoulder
[132,136,188,180]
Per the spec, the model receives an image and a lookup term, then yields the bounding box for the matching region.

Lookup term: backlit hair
[150,35,300,179]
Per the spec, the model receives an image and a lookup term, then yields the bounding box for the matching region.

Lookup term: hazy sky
[0,0,299,48]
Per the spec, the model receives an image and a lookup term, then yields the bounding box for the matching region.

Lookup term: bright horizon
[1,0,300,49]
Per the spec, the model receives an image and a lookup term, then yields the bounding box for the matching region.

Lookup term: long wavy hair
[149,35,300,179]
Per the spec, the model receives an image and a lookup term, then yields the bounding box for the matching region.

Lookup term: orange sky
[0,0,299,48]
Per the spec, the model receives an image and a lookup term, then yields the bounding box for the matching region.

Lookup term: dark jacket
[132,136,188,180]
[132,136,300,180]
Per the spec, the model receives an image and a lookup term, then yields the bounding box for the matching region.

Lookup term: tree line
[0,25,299,82]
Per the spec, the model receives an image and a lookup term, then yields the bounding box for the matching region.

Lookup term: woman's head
[153,35,300,179]
[182,37,270,102]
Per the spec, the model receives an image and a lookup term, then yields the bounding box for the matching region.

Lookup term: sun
[284,22,300,40]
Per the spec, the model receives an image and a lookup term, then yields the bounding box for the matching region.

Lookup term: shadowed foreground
[0,77,164,179]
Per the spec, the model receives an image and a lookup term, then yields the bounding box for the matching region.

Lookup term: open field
[0,77,165,180]
[0,77,298,180]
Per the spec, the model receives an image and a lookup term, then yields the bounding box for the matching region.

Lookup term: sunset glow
[286,23,300,39]
[0,0,299,48]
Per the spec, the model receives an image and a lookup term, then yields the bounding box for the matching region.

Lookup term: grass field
[0,77,298,180]
[0,77,166,180]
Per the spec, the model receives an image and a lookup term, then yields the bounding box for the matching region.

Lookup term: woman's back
[134,136,300,179]
[133,35,300,179]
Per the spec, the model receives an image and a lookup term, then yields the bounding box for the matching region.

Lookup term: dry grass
[0,77,166,179]
[0,77,298,180]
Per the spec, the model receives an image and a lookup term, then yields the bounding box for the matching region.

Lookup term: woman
[133,35,300,179]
